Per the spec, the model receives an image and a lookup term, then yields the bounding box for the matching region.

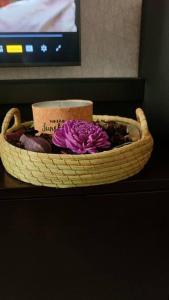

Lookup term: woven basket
[0,108,153,188]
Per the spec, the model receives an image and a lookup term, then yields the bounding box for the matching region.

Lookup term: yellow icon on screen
[6,45,23,53]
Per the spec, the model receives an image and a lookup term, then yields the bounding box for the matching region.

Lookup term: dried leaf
[20,134,52,153]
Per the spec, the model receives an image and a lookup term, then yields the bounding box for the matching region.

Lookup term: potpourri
[5,120,133,154]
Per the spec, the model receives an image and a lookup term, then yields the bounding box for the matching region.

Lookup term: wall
[0,0,142,80]
[140,0,169,140]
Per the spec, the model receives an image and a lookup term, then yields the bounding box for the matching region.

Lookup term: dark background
[139,0,169,141]
[0,0,169,299]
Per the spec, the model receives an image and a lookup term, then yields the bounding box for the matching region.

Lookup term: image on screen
[0,0,80,66]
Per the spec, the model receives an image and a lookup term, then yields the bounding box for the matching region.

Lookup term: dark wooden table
[0,145,169,300]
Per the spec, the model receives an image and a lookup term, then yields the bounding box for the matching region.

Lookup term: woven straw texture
[0,108,153,188]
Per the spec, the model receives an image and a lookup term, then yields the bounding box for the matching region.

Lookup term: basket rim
[1,114,153,160]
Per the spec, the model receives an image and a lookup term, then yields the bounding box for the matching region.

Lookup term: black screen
[0,0,80,66]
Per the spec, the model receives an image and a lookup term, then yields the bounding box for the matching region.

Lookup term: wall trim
[0,78,144,122]
[0,78,144,104]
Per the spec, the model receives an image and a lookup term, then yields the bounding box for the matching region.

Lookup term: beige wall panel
[0,0,142,79]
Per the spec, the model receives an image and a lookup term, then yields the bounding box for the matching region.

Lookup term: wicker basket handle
[1,108,21,136]
[136,108,149,138]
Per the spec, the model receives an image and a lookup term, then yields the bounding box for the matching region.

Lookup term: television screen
[0,0,80,66]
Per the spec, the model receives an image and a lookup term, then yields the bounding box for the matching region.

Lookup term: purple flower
[52,120,111,154]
